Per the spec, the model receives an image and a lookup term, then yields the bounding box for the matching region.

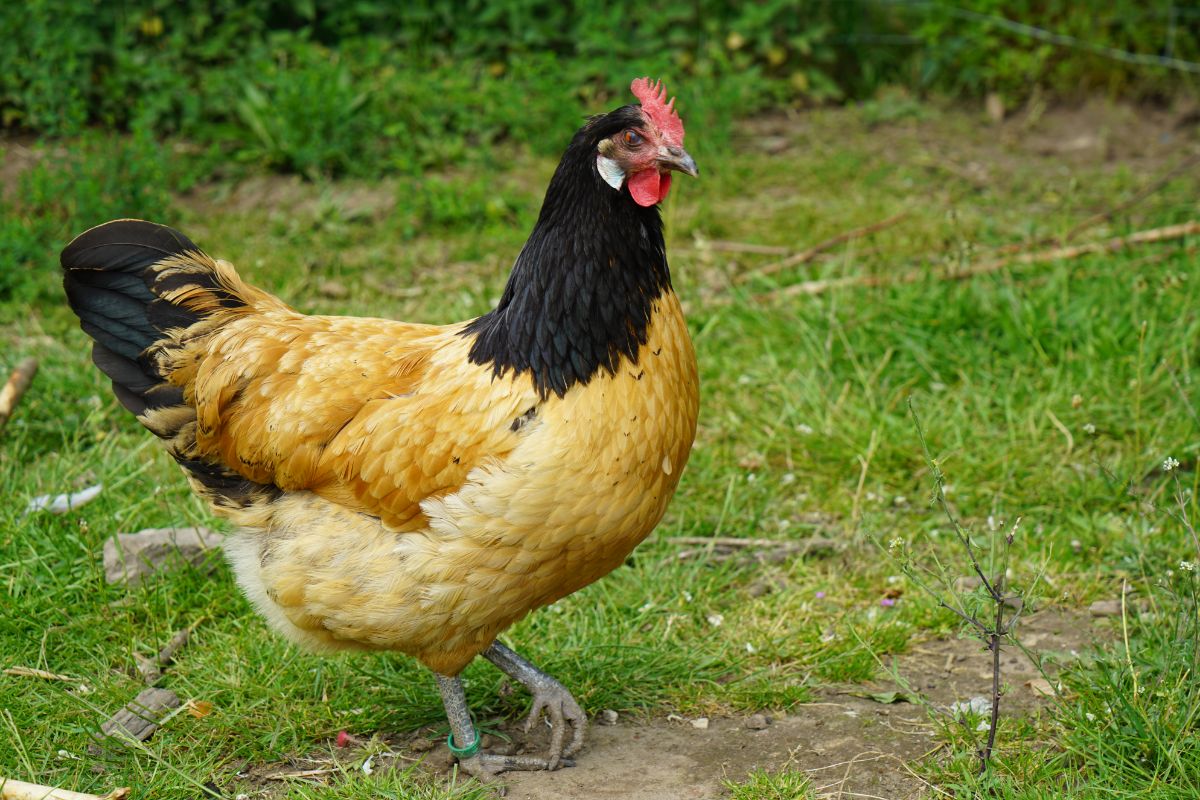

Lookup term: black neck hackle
[462,105,673,398]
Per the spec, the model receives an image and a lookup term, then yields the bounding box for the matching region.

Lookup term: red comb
[631,77,684,146]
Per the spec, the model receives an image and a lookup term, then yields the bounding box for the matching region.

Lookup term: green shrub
[0,1,1196,179]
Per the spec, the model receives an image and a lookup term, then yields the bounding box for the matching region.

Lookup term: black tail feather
[62,219,275,508]
[62,219,208,412]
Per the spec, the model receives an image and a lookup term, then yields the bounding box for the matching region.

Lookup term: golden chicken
[62,78,699,777]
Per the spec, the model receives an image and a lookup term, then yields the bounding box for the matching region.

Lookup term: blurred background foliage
[2,0,1197,304]
[2,0,1197,177]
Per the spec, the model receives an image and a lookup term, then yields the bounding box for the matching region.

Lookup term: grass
[2,98,1199,798]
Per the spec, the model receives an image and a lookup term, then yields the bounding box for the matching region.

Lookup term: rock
[745,713,770,730]
[318,280,349,299]
[103,527,224,586]
[1088,599,1122,617]
[985,92,1005,123]
[88,687,180,756]
[409,736,437,753]
[599,709,619,725]
[690,717,710,730]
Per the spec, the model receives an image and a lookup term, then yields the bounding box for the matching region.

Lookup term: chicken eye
[623,130,644,146]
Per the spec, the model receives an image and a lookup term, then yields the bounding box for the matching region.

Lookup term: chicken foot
[483,641,587,769]
[434,672,572,779]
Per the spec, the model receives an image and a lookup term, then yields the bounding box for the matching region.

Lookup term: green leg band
[447,730,481,758]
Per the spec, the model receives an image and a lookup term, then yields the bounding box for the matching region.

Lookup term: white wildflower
[1180,561,1195,572]
[706,613,724,628]
[745,642,757,654]
[1085,712,1096,722]
[1083,423,1096,435]
[1163,456,1180,472]
[795,423,814,436]
[887,536,905,553]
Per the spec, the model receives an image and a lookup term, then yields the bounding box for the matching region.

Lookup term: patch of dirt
[502,704,928,800]
[235,610,1105,800]
[501,610,1100,800]
[180,174,398,221]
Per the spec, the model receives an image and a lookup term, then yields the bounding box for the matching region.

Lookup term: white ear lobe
[596,155,625,190]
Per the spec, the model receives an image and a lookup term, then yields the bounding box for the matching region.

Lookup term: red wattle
[629,170,673,206]
[628,170,660,207]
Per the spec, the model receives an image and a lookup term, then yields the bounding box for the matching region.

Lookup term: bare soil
[239,610,1105,800]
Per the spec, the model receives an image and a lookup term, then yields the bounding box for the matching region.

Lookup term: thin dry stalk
[0,358,38,430]
[0,778,129,800]
[700,240,790,255]
[738,212,909,283]
[1065,152,1200,241]
[907,399,1025,775]
[135,627,191,685]
[769,220,1200,299]
[2,666,74,682]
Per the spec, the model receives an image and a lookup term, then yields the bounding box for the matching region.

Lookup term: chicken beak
[657,146,699,178]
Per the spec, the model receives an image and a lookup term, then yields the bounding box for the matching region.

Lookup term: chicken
[61,77,699,778]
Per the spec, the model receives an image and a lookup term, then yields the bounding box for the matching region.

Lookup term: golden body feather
[144,253,698,674]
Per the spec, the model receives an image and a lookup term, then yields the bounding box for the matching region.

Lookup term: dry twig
[135,627,191,685]
[768,220,1200,299]
[0,358,37,431]
[669,535,837,565]
[0,778,128,800]
[1065,152,1200,241]
[737,212,909,283]
[700,240,790,256]
[3,666,74,682]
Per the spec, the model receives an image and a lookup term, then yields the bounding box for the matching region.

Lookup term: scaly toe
[523,682,587,767]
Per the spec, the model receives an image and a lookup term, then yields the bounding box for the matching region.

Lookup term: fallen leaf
[1025,678,1057,697]
[25,484,103,515]
[848,690,916,704]
[186,699,214,718]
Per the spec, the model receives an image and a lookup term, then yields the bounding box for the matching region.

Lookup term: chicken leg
[483,641,587,769]
[435,642,586,778]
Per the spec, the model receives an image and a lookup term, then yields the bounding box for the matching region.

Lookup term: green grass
[2,100,1200,798]
[725,768,813,799]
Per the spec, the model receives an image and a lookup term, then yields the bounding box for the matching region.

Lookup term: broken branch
[700,240,791,256]
[0,779,128,800]
[0,358,37,431]
[136,627,191,684]
[1065,152,1200,241]
[3,666,74,682]
[768,220,1200,299]
[739,212,909,283]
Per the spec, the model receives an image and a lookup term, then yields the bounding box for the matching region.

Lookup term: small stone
[409,736,436,753]
[745,713,770,730]
[318,280,349,299]
[599,709,619,725]
[690,717,710,730]
[103,527,224,586]
[985,92,1005,123]
[1089,600,1122,617]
